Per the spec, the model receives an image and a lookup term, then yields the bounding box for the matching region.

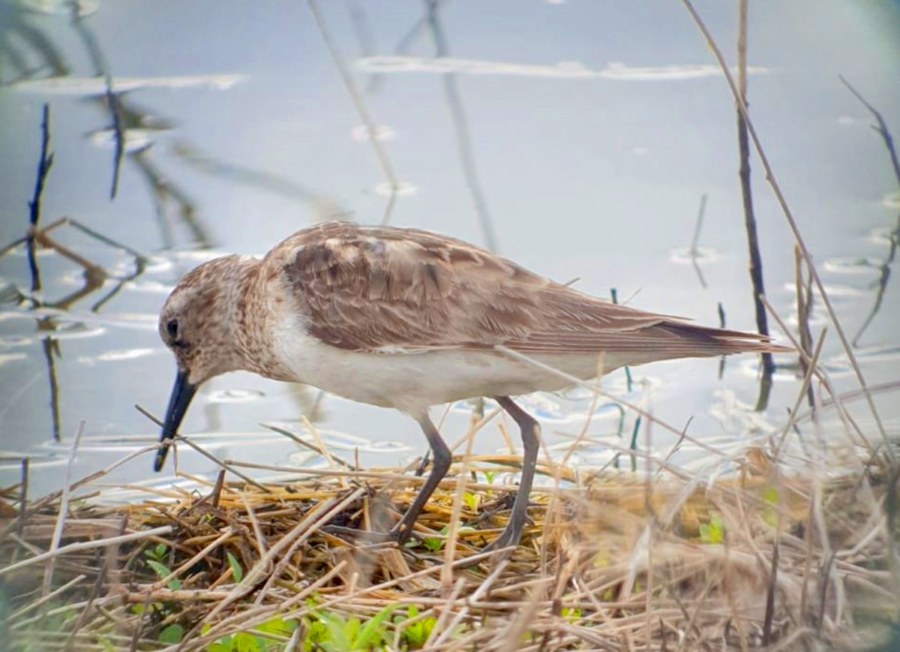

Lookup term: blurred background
[1,0,898,498]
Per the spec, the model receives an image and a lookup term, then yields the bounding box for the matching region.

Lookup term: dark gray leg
[390,413,452,544]
[485,397,540,551]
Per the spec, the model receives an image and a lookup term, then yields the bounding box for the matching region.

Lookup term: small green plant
[462,491,480,512]
[699,513,725,544]
[144,544,182,590]
[395,605,437,649]
[226,551,244,583]
[762,485,779,527]
[159,624,184,645]
[204,617,297,652]
[315,604,396,652]
[560,607,582,623]
[421,525,475,553]
[422,526,448,552]
[145,543,168,563]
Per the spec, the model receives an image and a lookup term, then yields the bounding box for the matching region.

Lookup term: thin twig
[839,76,900,347]
[105,75,125,199]
[261,422,355,469]
[27,103,54,292]
[307,0,401,226]
[153,527,233,591]
[16,458,29,540]
[772,328,826,461]
[735,0,775,411]
[134,403,271,492]
[6,574,86,622]
[839,76,900,188]
[423,0,499,252]
[42,421,85,597]
[0,526,174,577]
[28,103,54,229]
[679,0,893,461]
[441,419,477,586]
[688,194,708,289]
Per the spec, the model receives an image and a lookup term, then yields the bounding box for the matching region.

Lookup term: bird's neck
[232,258,297,382]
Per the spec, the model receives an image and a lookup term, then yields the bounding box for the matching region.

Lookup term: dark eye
[166,319,179,340]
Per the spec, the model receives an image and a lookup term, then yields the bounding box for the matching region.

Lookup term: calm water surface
[1,0,899,498]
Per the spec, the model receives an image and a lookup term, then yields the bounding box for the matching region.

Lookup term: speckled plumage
[161,221,781,385]
[154,221,787,546]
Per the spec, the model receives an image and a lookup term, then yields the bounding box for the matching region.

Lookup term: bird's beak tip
[154,368,198,472]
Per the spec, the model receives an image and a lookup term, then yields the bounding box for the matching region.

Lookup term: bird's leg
[484,396,540,552]
[390,413,451,545]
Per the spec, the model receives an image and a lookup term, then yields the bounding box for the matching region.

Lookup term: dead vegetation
[1,442,898,651]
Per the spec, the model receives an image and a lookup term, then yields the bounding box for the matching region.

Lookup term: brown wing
[271,222,777,356]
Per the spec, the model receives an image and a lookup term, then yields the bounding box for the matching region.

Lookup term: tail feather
[656,320,791,356]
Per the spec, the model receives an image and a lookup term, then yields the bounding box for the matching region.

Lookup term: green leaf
[98,635,117,652]
[147,559,171,579]
[321,612,352,651]
[422,537,444,552]
[304,620,329,652]
[401,611,437,648]
[255,617,295,636]
[763,486,779,505]
[158,624,184,644]
[233,631,260,652]
[357,604,396,648]
[345,617,360,644]
[227,551,244,584]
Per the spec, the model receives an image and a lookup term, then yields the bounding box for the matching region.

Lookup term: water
[1,0,899,498]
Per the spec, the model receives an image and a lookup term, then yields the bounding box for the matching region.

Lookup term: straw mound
[1,454,898,652]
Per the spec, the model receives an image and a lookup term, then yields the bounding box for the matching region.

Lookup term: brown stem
[736,1,775,412]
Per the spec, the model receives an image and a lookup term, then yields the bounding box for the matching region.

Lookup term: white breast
[269,311,620,415]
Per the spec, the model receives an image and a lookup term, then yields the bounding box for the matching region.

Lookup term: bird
[154,221,786,550]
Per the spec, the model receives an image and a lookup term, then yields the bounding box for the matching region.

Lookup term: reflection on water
[356,56,768,81]
[9,74,246,95]
[1,0,899,499]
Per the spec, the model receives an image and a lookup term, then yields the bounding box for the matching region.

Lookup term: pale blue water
[1,0,899,498]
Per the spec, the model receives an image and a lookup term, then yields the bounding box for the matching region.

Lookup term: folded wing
[273,222,779,359]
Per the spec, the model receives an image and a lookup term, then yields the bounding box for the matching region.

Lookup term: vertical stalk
[736,0,775,410]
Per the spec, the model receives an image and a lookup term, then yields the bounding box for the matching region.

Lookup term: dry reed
[1,444,896,651]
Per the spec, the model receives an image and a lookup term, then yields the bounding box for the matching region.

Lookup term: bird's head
[154,255,253,471]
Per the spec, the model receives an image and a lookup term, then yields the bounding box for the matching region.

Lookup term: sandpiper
[154,221,785,549]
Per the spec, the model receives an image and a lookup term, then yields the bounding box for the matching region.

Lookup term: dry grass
[1,444,897,652]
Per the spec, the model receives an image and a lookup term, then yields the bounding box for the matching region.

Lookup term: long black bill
[153,369,197,472]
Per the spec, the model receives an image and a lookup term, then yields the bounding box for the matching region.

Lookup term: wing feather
[270,222,778,357]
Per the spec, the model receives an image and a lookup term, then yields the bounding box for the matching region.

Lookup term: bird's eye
[166,319,179,340]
